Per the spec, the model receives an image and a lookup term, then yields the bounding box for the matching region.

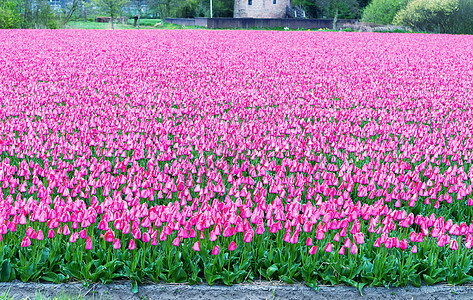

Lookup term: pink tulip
[63,225,70,236]
[129,239,136,250]
[86,236,93,250]
[353,232,365,244]
[325,243,333,253]
[228,241,237,251]
[243,231,253,243]
[450,240,458,250]
[333,233,340,242]
[350,244,358,255]
[172,237,180,247]
[409,231,417,242]
[212,245,220,255]
[79,229,87,239]
[142,232,151,243]
[37,230,44,241]
[343,237,352,248]
[0,31,471,274]
[21,236,31,248]
[306,237,313,246]
[70,232,78,243]
[309,246,318,255]
[193,241,200,252]
[113,238,121,249]
[104,229,114,242]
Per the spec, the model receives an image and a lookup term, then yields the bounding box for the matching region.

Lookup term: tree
[33,0,57,28]
[362,0,409,24]
[61,0,82,25]
[92,0,128,28]
[301,0,359,25]
[212,0,232,16]
[301,0,324,18]
[0,0,21,28]
[393,0,473,34]
[318,0,359,29]
[175,0,232,17]
[1,0,60,28]
[450,0,473,34]
[146,0,178,19]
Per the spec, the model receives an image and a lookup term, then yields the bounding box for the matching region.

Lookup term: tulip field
[0,30,473,292]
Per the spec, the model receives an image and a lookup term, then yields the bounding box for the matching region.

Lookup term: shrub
[362,0,409,24]
[450,0,473,34]
[0,1,21,29]
[393,0,458,32]
[393,0,472,33]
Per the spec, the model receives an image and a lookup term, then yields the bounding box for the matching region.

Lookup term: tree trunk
[83,1,87,22]
[332,5,338,30]
[137,0,141,29]
[24,0,29,27]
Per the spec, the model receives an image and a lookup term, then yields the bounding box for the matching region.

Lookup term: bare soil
[1,281,473,300]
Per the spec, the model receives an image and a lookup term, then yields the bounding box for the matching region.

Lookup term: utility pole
[210,0,212,18]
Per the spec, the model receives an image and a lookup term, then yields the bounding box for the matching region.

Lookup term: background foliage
[393,0,473,34]
[361,0,409,25]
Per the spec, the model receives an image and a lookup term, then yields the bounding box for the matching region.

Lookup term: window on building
[248,0,252,5]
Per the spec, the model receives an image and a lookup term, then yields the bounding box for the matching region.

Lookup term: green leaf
[323,275,338,285]
[9,268,16,282]
[41,271,61,284]
[361,273,374,283]
[18,250,25,265]
[131,281,138,294]
[26,264,34,277]
[188,276,202,285]
[0,260,11,282]
[222,271,233,286]
[280,275,294,284]
[358,282,367,296]
[423,274,435,286]
[363,260,374,274]
[430,267,447,279]
[62,263,81,280]
[305,281,319,292]
[302,264,312,279]
[206,273,222,286]
[171,267,187,283]
[340,276,357,287]
[90,266,105,281]
[266,264,278,278]
[409,274,421,287]
[347,264,364,280]
[454,275,473,285]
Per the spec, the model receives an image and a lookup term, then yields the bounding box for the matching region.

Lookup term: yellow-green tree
[362,0,409,25]
[0,0,21,28]
[393,0,459,33]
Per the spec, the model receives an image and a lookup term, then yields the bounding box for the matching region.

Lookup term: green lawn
[65,20,203,30]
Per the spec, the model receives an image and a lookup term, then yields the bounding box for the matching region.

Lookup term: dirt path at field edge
[1,281,472,300]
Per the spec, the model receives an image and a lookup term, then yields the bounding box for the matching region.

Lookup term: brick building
[233,0,291,18]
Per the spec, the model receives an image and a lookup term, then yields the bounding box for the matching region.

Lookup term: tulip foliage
[0,30,473,291]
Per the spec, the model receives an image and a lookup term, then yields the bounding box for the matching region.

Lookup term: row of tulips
[1,30,473,291]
